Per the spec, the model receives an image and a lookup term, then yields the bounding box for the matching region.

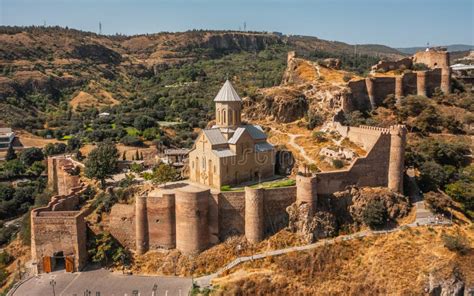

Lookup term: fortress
[31,83,407,274]
[107,122,406,255]
[347,48,451,111]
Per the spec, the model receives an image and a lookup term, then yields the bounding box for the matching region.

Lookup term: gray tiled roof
[212,149,236,158]
[228,125,267,145]
[246,125,267,140]
[214,80,242,102]
[203,128,227,145]
[255,142,274,152]
[228,127,245,144]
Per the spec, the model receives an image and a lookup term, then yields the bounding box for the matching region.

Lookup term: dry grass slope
[213,225,473,295]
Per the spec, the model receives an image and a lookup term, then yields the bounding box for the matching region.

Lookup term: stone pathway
[270,128,315,164]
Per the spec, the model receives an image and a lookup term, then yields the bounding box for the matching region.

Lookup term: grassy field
[221,177,296,192]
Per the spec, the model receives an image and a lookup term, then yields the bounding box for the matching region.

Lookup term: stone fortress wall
[31,156,88,274]
[345,49,451,111]
[108,122,406,254]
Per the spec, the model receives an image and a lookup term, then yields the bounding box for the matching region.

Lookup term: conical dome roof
[213,80,242,102]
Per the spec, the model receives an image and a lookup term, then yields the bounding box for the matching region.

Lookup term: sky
[1,0,473,47]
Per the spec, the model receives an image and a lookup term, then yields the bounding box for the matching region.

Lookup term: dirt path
[271,128,315,164]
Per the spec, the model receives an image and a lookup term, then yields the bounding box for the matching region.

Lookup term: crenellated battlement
[357,125,390,134]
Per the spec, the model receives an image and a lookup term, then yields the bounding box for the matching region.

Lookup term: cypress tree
[5,145,17,161]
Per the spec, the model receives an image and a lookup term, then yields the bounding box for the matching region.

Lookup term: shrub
[418,161,447,192]
[362,200,388,229]
[412,63,429,71]
[306,111,325,130]
[442,233,470,255]
[342,73,352,82]
[92,192,117,214]
[221,185,231,191]
[88,232,130,266]
[120,135,143,147]
[312,131,327,142]
[0,251,13,266]
[424,191,452,213]
[43,143,67,156]
[332,159,344,169]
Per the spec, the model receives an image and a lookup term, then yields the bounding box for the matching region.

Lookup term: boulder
[286,202,337,243]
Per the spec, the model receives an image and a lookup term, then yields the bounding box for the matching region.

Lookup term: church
[189,80,275,188]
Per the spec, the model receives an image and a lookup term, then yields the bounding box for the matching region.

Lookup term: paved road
[12,268,192,296]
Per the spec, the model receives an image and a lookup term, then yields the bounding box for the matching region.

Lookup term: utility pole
[244,21,247,31]
[99,22,102,35]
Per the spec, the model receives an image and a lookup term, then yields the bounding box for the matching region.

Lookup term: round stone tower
[296,174,317,214]
[441,67,451,94]
[395,75,403,102]
[135,195,148,255]
[159,193,176,249]
[416,71,427,97]
[244,187,265,244]
[175,189,210,254]
[388,125,407,193]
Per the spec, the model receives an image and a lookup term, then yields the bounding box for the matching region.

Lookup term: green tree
[151,163,178,187]
[66,137,82,152]
[84,142,118,188]
[133,115,156,131]
[5,145,16,161]
[1,159,26,179]
[135,150,139,161]
[362,200,388,229]
[27,161,46,177]
[413,106,442,133]
[20,147,44,166]
[418,161,447,192]
[88,232,129,266]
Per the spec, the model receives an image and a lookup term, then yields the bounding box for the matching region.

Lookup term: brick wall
[108,204,135,249]
[217,191,245,240]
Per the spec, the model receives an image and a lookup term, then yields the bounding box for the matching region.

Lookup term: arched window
[202,157,206,169]
[229,110,233,125]
[223,110,227,124]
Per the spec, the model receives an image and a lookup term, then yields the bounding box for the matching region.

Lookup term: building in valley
[188,80,275,188]
[0,128,15,150]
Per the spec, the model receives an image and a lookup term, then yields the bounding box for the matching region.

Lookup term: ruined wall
[47,156,81,195]
[349,68,445,110]
[371,57,413,72]
[317,123,406,195]
[413,49,449,69]
[108,204,135,249]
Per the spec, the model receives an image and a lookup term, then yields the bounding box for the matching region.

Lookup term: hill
[0,26,405,148]
[397,44,474,54]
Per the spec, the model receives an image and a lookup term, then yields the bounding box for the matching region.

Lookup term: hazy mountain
[397,44,474,54]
